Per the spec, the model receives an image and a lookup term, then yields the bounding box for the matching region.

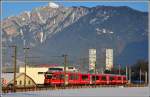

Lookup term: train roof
[45,71,126,76]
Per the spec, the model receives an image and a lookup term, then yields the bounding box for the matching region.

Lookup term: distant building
[105,48,113,70]
[89,49,96,72]
[1,73,36,87]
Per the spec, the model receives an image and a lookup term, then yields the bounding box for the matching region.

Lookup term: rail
[2,84,148,93]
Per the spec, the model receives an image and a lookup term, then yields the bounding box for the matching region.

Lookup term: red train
[44,71,128,86]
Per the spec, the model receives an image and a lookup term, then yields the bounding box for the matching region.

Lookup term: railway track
[2,84,148,93]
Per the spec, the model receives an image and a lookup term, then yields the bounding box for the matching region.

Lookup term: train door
[106,75,109,84]
[65,73,68,85]
[121,76,124,84]
[90,74,92,84]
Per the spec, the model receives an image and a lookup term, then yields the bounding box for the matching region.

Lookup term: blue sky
[2,1,148,19]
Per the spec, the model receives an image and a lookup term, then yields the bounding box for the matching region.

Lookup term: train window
[70,74,75,80]
[118,77,121,80]
[52,75,57,79]
[75,75,79,80]
[123,77,126,80]
[92,76,99,81]
[82,75,88,80]
[47,74,52,79]
[70,74,79,80]
[101,76,106,80]
[60,74,65,79]
[68,67,74,69]
[52,74,65,80]
[110,76,114,81]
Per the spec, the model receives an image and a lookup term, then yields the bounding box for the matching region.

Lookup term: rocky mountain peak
[2,4,148,66]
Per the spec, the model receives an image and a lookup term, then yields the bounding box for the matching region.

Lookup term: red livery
[44,72,128,86]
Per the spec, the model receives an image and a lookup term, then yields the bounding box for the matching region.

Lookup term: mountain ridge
[2,4,148,68]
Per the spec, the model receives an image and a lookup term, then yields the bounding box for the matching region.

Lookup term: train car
[44,71,128,86]
[108,74,116,85]
[68,72,80,85]
[44,72,65,86]
[90,74,100,84]
[79,73,91,85]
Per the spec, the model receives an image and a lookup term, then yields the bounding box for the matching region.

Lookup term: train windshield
[45,72,53,79]
[47,75,52,79]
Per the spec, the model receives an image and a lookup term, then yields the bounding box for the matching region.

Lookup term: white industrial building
[19,65,78,85]
[19,66,49,85]
[105,48,113,70]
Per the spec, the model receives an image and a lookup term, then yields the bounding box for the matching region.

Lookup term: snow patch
[96,28,101,32]
[96,31,101,35]
[54,19,56,24]
[96,28,114,35]
[103,11,107,14]
[72,12,75,22]
[22,17,25,21]
[20,29,23,36]
[48,2,59,8]
[102,29,106,33]
[109,31,114,34]
[30,42,36,47]
[104,16,109,20]
[37,11,46,23]
[25,11,31,18]
[90,18,97,24]
[39,32,44,43]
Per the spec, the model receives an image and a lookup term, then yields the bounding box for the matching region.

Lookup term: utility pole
[11,45,17,92]
[129,66,131,84]
[23,47,29,89]
[140,68,141,85]
[95,61,96,87]
[145,71,147,85]
[126,65,128,80]
[119,64,121,75]
[62,54,67,88]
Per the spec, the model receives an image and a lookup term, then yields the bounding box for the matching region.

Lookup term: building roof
[2,73,37,86]
[1,73,21,82]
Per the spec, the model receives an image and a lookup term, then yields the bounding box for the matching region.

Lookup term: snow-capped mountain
[1,3,148,68]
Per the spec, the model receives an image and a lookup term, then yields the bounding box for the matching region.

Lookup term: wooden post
[95,61,96,87]
[140,68,141,85]
[118,64,121,75]
[62,54,67,88]
[129,66,131,84]
[145,72,147,85]
[23,47,29,90]
[126,65,128,80]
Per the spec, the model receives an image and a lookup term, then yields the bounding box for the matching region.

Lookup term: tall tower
[89,49,96,72]
[106,48,113,70]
